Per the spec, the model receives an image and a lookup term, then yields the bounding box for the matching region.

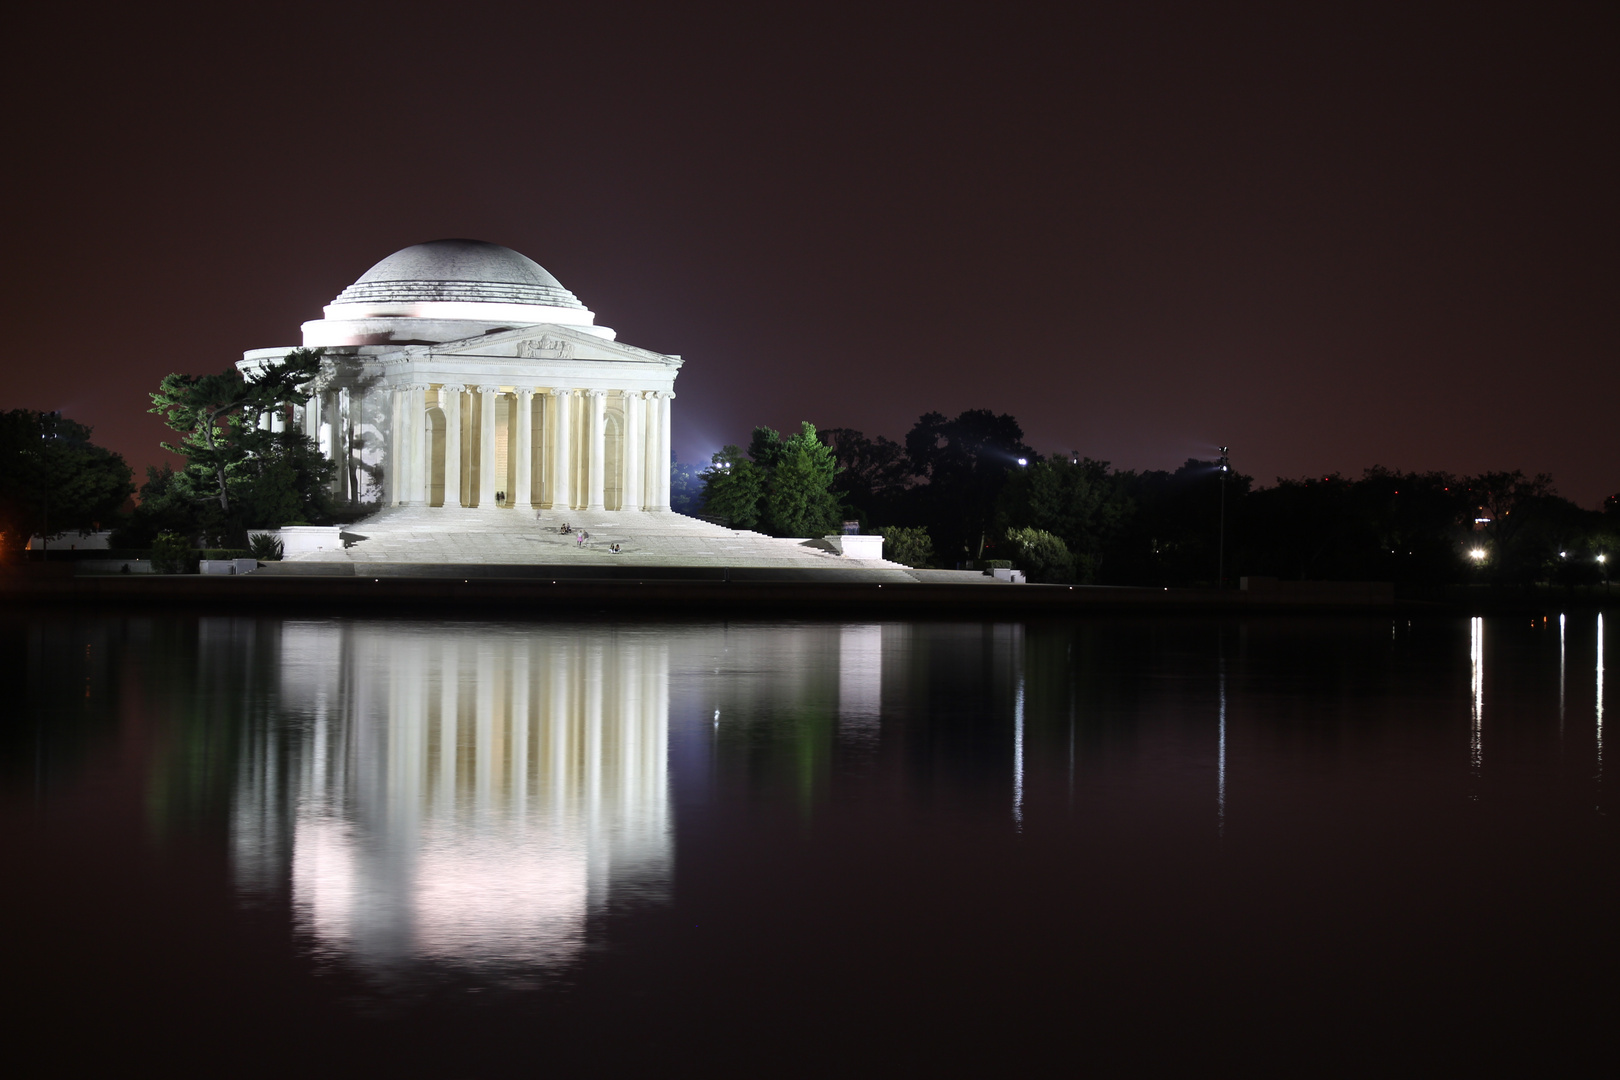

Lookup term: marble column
[306,386,325,452]
[257,410,271,432]
[654,392,673,511]
[586,390,607,511]
[417,386,434,505]
[270,407,286,434]
[550,389,574,511]
[442,385,463,508]
[478,386,498,508]
[515,388,534,509]
[622,392,644,512]
[387,387,403,505]
[337,387,353,503]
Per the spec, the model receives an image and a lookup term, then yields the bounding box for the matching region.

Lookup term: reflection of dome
[302,238,610,347]
[331,239,585,311]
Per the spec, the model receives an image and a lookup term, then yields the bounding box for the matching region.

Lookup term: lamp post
[1217,445,1230,589]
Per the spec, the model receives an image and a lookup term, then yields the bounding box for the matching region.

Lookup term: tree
[904,409,1036,561]
[764,422,843,537]
[878,526,934,568]
[702,422,843,537]
[820,427,911,526]
[669,458,703,515]
[1005,526,1075,583]
[997,457,1130,582]
[701,445,767,528]
[147,349,330,540]
[0,410,134,557]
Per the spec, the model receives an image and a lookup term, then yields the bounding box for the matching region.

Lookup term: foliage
[996,457,1129,583]
[717,406,1617,591]
[905,409,1036,562]
[669,458,703,515]
[0,410,135,558]
[145,349,334,543]
[878,526,934,568]
[764,422,843,538]
[702,422,842,537]
[700,446,767,528]
[249,533,284,561]
[150,532,195,574]
[1005,526,1075,583]
[821,427,910,524]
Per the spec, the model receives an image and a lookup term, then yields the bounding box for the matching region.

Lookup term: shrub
[150,532,195,575]
[1005,526,1075,583]
[249,534,284,561]
[879,526,935,568]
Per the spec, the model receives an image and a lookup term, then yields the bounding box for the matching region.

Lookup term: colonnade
[295,382,673,512]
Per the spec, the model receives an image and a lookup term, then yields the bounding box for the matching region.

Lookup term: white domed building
[240,239,679,513]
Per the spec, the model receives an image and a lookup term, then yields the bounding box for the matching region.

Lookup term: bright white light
[1601,554,1609,564]
[1560,551,1568,558]
[1016,457,1028,467]
[1469,548,1487,561]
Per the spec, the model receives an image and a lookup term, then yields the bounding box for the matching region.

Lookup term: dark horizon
[4,3,1614,507]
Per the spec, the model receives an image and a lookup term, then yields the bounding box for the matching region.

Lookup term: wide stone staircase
[285,506,922,574]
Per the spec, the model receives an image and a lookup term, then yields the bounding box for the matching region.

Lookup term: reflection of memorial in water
[231,622,670,978]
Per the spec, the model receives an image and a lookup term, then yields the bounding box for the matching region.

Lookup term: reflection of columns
[654,392,673,511]
[586,390,607,511]
[550,389,574,511]
[478,386,498,508]
[411,385,430,505]
[515,388,534,509]
[623,392,644,512]
[442,385,463,508]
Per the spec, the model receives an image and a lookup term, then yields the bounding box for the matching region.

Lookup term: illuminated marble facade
[238,240,681,511]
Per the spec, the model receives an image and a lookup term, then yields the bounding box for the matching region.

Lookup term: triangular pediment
[393,324,681,367]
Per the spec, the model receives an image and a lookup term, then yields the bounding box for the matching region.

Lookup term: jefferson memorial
[239,238,898,570]
[240,239,678,513]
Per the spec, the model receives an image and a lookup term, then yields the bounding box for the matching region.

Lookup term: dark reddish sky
[4,2,1615,506]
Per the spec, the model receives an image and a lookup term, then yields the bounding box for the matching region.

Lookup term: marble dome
[331,239,586,310]
[303,238,609,347]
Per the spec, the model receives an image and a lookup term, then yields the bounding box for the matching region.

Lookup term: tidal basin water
[2,612,1611,1072]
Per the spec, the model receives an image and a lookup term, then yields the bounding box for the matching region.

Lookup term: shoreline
[3,568,1610,617]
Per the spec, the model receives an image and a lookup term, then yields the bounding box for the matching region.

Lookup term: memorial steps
[287,505,919,572]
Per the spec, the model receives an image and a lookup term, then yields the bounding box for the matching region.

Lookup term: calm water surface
[2,612,1612,1073]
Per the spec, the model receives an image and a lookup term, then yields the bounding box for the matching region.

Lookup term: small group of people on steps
[535,513,622,554]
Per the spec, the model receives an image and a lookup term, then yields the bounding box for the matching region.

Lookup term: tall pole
[1217,445,1230,589]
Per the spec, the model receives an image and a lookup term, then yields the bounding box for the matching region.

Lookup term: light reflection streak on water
[1597,614,1605,799]
[1560,614,1566,738]
[1012,675,1025,830]
[1470,617,1484,790]
[1217,657,1227,838]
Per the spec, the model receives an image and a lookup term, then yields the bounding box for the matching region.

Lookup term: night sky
[5,3,1615,505]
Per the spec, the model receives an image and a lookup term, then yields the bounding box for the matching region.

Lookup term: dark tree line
[0,410,135,558]
[706,408,1617,589]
